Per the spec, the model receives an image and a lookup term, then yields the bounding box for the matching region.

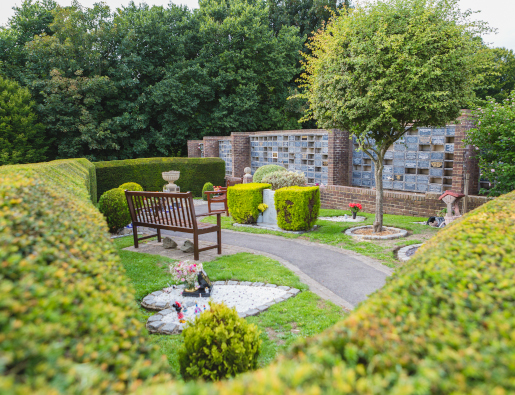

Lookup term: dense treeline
[0,0,348,162]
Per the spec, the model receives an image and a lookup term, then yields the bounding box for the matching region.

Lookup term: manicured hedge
[275,186,320,230]
[0,159,170,394]
[95,157,225,200]
[142,189,515,394]
[227,183,271,223]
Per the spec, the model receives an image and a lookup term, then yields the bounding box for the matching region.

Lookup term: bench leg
[224,200,229,216]
[194,233,199,261]
[133,225,139,248]
[217,215,222,254]
[157,228,161,242]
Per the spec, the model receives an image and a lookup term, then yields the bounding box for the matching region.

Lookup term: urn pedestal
[162,171,180,192]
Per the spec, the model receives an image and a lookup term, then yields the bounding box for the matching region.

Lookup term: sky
[0,0,514,51]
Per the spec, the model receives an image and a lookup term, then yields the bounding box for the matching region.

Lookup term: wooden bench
[125,191,222,261]
[204,178,242,216]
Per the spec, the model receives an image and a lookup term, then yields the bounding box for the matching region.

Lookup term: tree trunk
[373,157,384,233]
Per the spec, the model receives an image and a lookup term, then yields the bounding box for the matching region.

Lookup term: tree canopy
[0,0,309,161]
[298,0,491,231]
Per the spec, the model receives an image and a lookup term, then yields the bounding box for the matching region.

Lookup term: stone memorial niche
[182,270,214,297]
[438,191,465,225]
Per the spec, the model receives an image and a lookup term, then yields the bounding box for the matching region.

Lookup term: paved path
[147,203,393,310]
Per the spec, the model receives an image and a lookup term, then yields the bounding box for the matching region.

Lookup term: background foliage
[0,0,348,161]
[0,76,46,165]
[465,91,515,196]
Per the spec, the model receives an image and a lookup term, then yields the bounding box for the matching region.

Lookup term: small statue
[172,302,186,323]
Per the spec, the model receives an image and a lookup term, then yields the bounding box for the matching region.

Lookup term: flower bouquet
[169,260,203,291]
[349,202,362,219]
[257,203,268,212]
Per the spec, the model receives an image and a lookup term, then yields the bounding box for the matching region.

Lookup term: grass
[202,208,439,267]
[114,237,346,377]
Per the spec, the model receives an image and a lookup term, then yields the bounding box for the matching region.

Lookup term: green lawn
[114,237,346,377]
[202,208,439,267]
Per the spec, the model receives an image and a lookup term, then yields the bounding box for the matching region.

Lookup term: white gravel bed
[319,215,366,223]
[144,282,300,334]
[156,285,287,316]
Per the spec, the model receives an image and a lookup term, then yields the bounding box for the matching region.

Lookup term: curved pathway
[139,203,393,310]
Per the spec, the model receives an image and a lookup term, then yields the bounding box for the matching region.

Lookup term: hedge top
[0,159,170,394]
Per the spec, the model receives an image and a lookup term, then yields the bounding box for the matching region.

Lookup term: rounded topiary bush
[119,182,144,191]
[253,164,286,183]
[179,302,262,381]
[202,182,214,200]
[262,170,307,190]
[98,188,131,232]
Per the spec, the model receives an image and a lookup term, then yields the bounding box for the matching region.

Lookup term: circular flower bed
[344,225,408,240]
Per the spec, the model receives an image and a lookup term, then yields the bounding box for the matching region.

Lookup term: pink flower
[491,169,495,173]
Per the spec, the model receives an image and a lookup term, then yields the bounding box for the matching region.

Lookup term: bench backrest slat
[125,191,197,230]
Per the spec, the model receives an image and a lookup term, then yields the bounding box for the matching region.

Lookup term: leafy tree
[299,0,490,232]
[0,0,57,82]
[474,47,515,104]
[0,76,46,165]
[465,92,515,196]
[267,0,351,39]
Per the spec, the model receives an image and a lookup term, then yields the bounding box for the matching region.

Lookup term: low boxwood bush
[252,164,286,183]
[95,157,225,200]
[98,188,131,232]
[119,182,144,191]
[275,186,320,230]
[202,182,214,200]
[0,159,170,394]
[262,170,307,190]
[227,183,271,223]
[178,302,261,381]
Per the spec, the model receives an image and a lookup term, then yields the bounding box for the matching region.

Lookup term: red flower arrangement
[349,203,362,213]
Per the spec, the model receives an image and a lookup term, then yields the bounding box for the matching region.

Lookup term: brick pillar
[231,133,251,178]
[452,110,479,194]
[328,129,351,186]
[203,137,221,158]
[187,140,203,157]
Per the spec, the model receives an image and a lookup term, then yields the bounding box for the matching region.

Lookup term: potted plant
[349,203,362,220]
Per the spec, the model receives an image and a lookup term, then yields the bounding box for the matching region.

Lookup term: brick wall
[320,184,489,217]
[452,110,479,194]
[231,133,251,178]
[203,137,220,158]
[328,129,351,186]
[187,140,203,157]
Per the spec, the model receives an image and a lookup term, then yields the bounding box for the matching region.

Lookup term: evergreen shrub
[119,182,144,191]
[0,158,170,394]
[95,157,225,200]
[178,302,261,381]
[227,183,271,223]
[202,182,214,200]
[275,186,320,230]
[262,170,307,190]
[252,164,286,183]
[98,188,131,232]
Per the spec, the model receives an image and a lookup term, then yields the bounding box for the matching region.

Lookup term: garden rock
[181,240,194,253]
[163,237,177,249]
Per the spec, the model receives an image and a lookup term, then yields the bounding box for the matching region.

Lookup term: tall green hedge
[141,189,515,394]
[275,186,320,230]
[95,157,225,200]
[227,183,271,224]
[0,159,170,394]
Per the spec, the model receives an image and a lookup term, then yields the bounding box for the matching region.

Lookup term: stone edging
[397,243,423,262]
[144,281,301,335]
[344,225,408,240]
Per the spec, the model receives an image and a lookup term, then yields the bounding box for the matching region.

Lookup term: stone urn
[162,171,180,192]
